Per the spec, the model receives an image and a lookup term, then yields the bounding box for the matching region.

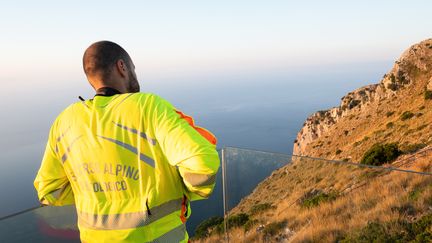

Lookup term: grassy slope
[195,150,432,242]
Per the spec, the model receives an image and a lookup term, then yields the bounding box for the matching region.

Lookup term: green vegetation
[263,220,287,238]
[360,143,401,166]
[386,122,394,129]
[226,213,249,228]
[250,203,275,215]
[386,111,395,117]
[424,90,432,100]
[341,213,432,242]
[387,83,398,91]
[390,73,396,82]
[300,191,338,209]
[336,149,342,155]
[408,188,423,201]
[194,213,253,239]
[348,100,361,109]
[386,73,400,91]
[194,216,224,239]
[425,90,432,100]
[244,219,259,232]
[400,111,415,121]
[396,70,408,84]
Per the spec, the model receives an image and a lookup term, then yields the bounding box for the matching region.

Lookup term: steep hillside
[294,38,432,162]
[192,38,432,242]
[196,148,432,242]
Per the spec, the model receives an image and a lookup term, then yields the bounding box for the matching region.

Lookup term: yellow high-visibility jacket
[34,92,220,243]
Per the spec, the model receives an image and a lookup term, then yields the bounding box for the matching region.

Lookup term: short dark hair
[83,41,131,80]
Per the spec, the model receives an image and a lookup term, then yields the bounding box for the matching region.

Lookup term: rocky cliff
[293,38,432,161]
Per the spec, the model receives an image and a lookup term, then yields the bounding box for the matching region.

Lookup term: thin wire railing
[291,154,432,176]
[0,205,42,221]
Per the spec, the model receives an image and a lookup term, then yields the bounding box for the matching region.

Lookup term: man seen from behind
[34,41,220,243]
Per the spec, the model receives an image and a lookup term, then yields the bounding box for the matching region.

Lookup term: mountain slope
[192,38,432,242]
[294,38,432,162]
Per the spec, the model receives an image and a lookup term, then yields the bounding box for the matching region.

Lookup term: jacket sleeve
[34,120,75,206]
[150,95,220,201]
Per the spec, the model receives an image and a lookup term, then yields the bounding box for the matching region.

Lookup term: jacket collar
[94,87,122,97]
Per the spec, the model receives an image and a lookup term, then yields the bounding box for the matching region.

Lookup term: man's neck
[94,87,122,97]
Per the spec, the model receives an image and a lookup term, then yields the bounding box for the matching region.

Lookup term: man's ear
[116,59,128,78]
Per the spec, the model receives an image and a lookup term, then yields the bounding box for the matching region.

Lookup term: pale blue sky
[1,1,431,95]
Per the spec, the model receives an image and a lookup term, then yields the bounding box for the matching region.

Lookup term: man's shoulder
[57,101,81,118]
[128,92,172,107]
[133,92,163,101]
[128,92,156,101]
[47,102,79,130]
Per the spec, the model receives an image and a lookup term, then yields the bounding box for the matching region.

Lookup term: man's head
[83,41,140,93]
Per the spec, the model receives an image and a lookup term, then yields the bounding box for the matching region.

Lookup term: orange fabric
[180,195,187,224]
[175,110,217,145]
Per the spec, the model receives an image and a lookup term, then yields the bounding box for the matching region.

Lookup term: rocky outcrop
[293,38,432,155]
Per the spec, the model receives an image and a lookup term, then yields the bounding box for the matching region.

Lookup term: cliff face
[293,38,432,160]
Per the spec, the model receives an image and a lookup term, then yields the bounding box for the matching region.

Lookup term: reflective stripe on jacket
[34,92,220,243]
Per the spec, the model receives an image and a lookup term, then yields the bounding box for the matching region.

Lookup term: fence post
[221,148,229,243]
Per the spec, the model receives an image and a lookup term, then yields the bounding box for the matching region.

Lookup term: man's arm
[150,95,220,201]
[34,121,74,206]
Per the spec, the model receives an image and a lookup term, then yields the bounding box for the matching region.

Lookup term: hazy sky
[1,0,431,95]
